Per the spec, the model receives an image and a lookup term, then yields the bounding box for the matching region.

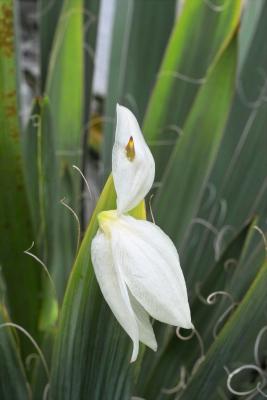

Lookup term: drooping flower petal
[129,293,157,352]
[112,104,155,214]
[91,229,139,362]
[109,215,192,329]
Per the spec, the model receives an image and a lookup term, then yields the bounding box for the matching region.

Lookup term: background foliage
[0,0,266,399]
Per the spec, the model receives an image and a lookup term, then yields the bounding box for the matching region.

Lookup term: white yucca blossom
[91,104,192,362]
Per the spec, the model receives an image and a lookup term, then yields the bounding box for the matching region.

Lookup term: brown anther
[125,136,135,161]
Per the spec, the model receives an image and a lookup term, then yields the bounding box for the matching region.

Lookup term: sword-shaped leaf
[143,0,242,177]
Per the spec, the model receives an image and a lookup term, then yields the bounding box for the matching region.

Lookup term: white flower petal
[112,104,155,214]
[91,229,139,362]
[129,293,157,352]
[110,216,192,329]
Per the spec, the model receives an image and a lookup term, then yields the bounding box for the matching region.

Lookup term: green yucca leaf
[103,0,176,176]
[23,97,58,332]
[36,98,59,331]
[189,219,257,349]
[37,98,58,275]
[0,0,40,351]
[143,0,242,177]
[179,258,267,399]
[154,30,238,259]
[50,176,146,399]
[22,100,41,235]
[239,0,265,70]
[208,2,267,221]
[44,0,85,300]
[184,1,267,287]
[46,0,84,154]
[226,225,267,302]
[39,0,64,89]
[23,98,57,258]
[184,219,263,366]
[31,332,55,400]
[135,217,253,398]
[0,305,29,400]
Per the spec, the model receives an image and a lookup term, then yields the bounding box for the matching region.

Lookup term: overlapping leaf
[154,29,238,258]
[179,259,267,399]
[182,0,267,287]
[143,0,242,177]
